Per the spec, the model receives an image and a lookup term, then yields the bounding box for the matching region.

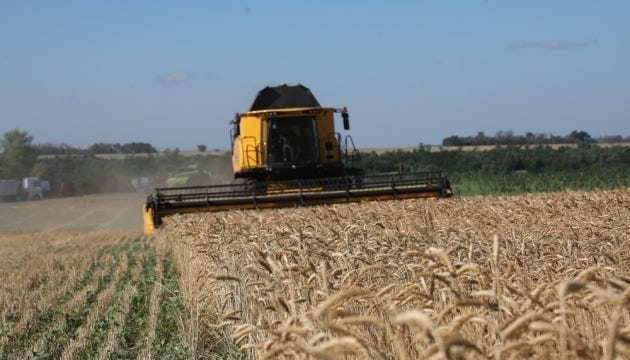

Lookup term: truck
[0,177,44,201]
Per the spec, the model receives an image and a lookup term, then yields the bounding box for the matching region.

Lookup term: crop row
[0,232,186,359]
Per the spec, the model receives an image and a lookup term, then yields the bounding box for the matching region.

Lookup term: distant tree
[475,131,487,145]
[121,142,157,153]
[599,135,621,143]
[442,136,464,146]
[197,144,207,152]
[0,129,37,178]
[88,142,157,154]
[33,142,84,155]
[89,142,119,154]
[568,130,593,143]
[441,130,607,147]
[31,162,48,179]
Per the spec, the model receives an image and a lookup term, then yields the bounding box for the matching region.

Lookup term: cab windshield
[267,117,319,166]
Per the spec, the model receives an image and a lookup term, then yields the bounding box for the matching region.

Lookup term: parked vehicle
[0,177,44,201]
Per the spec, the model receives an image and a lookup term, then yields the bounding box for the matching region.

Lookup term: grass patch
[116,246,156,358]
[76,247,140,359]
[152,256,189,359]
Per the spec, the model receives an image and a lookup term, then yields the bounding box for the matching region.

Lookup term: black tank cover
[249,84,321,111]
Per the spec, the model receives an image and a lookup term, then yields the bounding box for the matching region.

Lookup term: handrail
[343,135,359,167]
[241,136,258,167]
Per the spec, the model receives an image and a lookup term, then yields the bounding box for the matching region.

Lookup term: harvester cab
[143,84,452,235]
[230,84,359,182]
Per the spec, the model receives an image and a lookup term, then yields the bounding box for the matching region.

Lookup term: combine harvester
[143,84,452,234]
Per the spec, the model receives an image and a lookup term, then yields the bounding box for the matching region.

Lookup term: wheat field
[162,189,629,359]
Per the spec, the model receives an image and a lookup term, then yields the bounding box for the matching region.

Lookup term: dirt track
[0,193,146,233]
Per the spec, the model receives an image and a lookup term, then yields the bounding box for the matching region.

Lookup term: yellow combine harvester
[143,84,452,234]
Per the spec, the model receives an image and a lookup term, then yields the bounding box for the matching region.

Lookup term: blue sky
[1,1,628,150]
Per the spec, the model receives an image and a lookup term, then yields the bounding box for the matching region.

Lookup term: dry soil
[0,193,146,233]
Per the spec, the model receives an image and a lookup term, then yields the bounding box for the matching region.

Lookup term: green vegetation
[0,237,189,360]
[153,257,189,359]
[0,129,37,178]
[355,144,630,195]
[87,142,157,154]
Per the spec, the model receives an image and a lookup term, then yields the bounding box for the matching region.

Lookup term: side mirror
[342,112,350,130]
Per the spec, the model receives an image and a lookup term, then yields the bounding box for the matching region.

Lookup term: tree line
[441,130,629,147]
[33,141,157,155]
[0,129,189,194]
[2,128,629,196]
